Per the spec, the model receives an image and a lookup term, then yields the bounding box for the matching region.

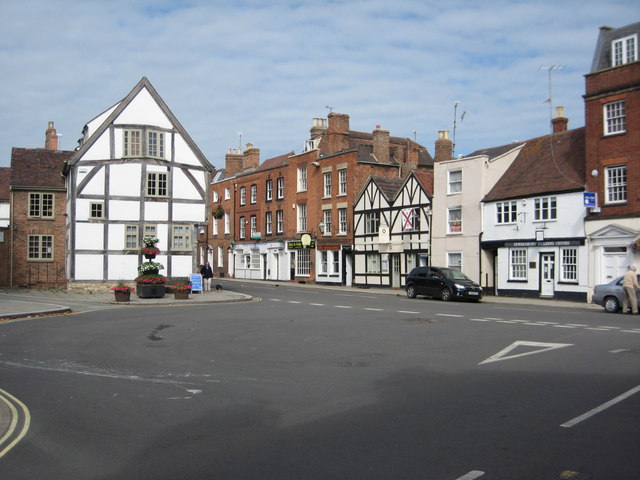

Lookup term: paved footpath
[1,278,601,321]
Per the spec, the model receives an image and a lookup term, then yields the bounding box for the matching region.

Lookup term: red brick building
[209,112,433,285]
[584,23,640,287]
[9,123,74,288]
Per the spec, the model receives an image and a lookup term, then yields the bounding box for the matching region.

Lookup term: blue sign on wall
[583,192,596,208]
[189,273,203,293]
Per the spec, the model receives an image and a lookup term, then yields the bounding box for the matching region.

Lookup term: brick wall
[585,61,640,219]
[11,189,67,288]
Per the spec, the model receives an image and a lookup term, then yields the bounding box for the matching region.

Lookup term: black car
[405,266,482,302]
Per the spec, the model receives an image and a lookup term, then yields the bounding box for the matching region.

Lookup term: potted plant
[136,272,166,298]
[171,283,192,300]
[143,235,160,247]
[141,246,160,259]
[631,237,640,254]
[138,261,164,276]
[212,205,225,219]
[111,282,134,302]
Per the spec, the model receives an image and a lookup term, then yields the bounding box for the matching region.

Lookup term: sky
[1,0,638,170]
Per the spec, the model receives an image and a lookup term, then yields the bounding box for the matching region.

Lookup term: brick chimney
[326,113,350,152]
[45,121,58,150]
[242,143,260,170]
[225,148,243,176]
[372,125,390,163]
[551,106,568,133]
[434,130,453,162]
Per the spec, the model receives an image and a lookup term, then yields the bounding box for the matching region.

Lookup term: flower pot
[144,254,156,260]
[114,291,131,302]
[174,290,190,300]
[137,284,165,298]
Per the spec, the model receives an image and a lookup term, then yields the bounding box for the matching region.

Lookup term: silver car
[592,274,640,313]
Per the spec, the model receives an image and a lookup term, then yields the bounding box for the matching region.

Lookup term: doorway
[391,254,401,288]
[540,253,555,297]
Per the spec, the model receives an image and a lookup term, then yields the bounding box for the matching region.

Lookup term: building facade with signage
[209,112,433,285]
[481,120,588,301]
[352,171,432,288]
[583,23,640,290]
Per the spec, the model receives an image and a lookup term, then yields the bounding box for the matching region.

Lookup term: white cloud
[0,0,637,168]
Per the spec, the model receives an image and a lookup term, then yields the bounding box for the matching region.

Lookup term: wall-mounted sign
[583,192,596,208]
[288,240,316,249]
[379,225,390,244]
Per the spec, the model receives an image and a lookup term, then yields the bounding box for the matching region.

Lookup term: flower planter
[144,254,156,260]
[137,284,165,298]
[114,291,131,302]
[174,290,190,300]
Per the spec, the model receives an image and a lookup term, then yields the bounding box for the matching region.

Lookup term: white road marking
[364,308,383,311]
[437,313,464,318]
[536,321,558,325]
[288,301,301,304]
[470,318,492,322]
[455,471,485,480]
[553,325,578,329]
[270,298,282,301]
[566,324,588,327]
[398,310,420,314]
[480,341,573,365]
[561,384,640,428]
[309,303,325,306]
[484,317,502,320]
[586,327,610,331]
[335,305,351,309]
[621,330,640,334]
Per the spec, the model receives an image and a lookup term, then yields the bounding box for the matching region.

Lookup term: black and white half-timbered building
[353,171,432,288]
[63,77,214,284]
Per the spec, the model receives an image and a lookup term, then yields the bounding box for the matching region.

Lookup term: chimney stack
[310,117,328,139]
[551,106,568,133]
[45,121,58,150]
[225,148,243,177]
[242,143,260,171]
[434,130,453,162]
[372,125,390,163]
[326,113,350,152]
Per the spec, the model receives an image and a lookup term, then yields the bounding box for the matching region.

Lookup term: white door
[392,254,401,288]
[541,253,555,297]
[602,248,628,283]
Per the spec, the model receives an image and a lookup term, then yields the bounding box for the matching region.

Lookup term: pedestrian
[622,265,639,314]
[200,261,214,292]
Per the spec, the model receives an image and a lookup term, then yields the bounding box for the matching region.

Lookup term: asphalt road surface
[1,282,639,479]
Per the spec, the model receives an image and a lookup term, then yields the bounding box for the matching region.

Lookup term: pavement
[0,277,601,322]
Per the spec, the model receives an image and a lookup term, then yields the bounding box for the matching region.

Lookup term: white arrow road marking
[479,341,573,365]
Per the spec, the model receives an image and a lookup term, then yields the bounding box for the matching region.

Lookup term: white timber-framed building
[63,77,214,284]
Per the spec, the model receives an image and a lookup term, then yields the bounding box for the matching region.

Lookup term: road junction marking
[479,340,573,365]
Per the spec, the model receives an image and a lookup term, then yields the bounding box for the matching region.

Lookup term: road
[1,282,639,479]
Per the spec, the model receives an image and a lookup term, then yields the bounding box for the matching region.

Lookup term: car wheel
[604,296,620,313]
[406,285,417,299]
[441,287,452,301]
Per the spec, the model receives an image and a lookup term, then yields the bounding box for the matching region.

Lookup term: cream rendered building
[431,131,523,292]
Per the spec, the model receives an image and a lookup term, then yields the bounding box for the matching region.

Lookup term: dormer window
[612,34,637,67]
